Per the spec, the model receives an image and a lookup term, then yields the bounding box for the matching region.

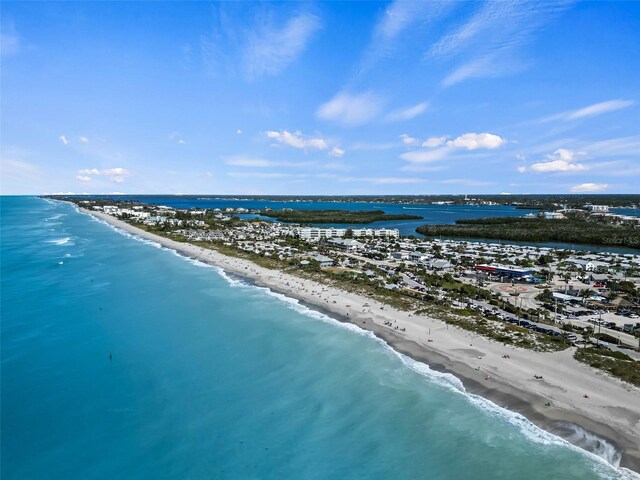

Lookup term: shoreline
[80,206,640,473]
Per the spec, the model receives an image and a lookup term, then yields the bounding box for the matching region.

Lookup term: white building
[352,228,399,238]
[296,227,346,241]
[585,204,609,212]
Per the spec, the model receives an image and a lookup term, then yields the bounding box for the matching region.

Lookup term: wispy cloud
[386,102,429,122]
[245,12,321,79]
[538,99,635,123]
[228,172,309,179]
[335,176,425,185]
[360,1,454,71]
[316,91,384,126]
[200,6,321,80]
[1,20,20,57]
[169,131,188,145]
[439,178,495,187]
[329,146,345,158]
[399,134,418,146]
[571,182,608,192]
[399,148,450,164]
[430,0,571,86]
[223,154,314,168]
[224,156,272,168]
[58,135,69,146]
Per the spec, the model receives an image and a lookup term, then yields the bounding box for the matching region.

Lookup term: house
[327,238,365,252]
[430,259,453,271]
[409,251,430,263]
[566,259,609,272]
[310,254,334,268]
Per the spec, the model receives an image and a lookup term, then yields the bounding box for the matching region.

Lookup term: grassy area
[574,348,640,387]
[260,209,422,224]
[415,305,571,352]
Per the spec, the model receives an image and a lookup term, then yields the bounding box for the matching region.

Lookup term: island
[416,215,640,249]
[258,209,422,224]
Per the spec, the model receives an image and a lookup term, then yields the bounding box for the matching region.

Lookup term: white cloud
[547,148,582,162]
[329,146,345,158]
[76,167,130,183]
[517,166,527,173]
[422,136,447,148]
[316,91,384,126]
[245,12,321,78]
[236,129,242,134]
[386,102,429,121]
[58,135,69,146]
[225,156,271,167]
[79,136,89,143]
[447,133,506,150]
[571,183,608,193]
[529,149,587,173]
[530,160,587,173]
[399,147,449,163]
[399,134,417,145]
[169,131,187,144]
[265,130,328,150]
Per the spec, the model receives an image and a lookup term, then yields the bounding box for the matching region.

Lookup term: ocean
[1,196,635,479]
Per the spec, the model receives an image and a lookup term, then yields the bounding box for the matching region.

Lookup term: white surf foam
[47,237,72,245]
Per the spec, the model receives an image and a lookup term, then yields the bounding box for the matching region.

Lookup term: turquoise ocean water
[1,196,636,479]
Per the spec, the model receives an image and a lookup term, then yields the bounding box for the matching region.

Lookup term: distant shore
[80,206,640,473]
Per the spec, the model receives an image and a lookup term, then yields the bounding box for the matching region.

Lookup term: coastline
[80,207,640,473]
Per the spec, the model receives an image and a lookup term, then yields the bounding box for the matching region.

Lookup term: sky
[1,1,639,195]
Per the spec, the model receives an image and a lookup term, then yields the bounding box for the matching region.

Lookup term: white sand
[85,209,640,471]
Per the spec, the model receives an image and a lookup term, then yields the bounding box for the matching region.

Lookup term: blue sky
[1,1,639,195]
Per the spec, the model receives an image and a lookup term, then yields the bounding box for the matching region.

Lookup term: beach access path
[84,209,640,472]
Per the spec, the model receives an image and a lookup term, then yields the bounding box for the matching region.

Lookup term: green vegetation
[416,216,640,248]
[415,305,570,352]
[259,209,422,224]
[575,348,640,387]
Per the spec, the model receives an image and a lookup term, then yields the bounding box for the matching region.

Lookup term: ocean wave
[46,237,72,246]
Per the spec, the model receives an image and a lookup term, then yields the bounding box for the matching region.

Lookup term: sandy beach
[85,209,640,472]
